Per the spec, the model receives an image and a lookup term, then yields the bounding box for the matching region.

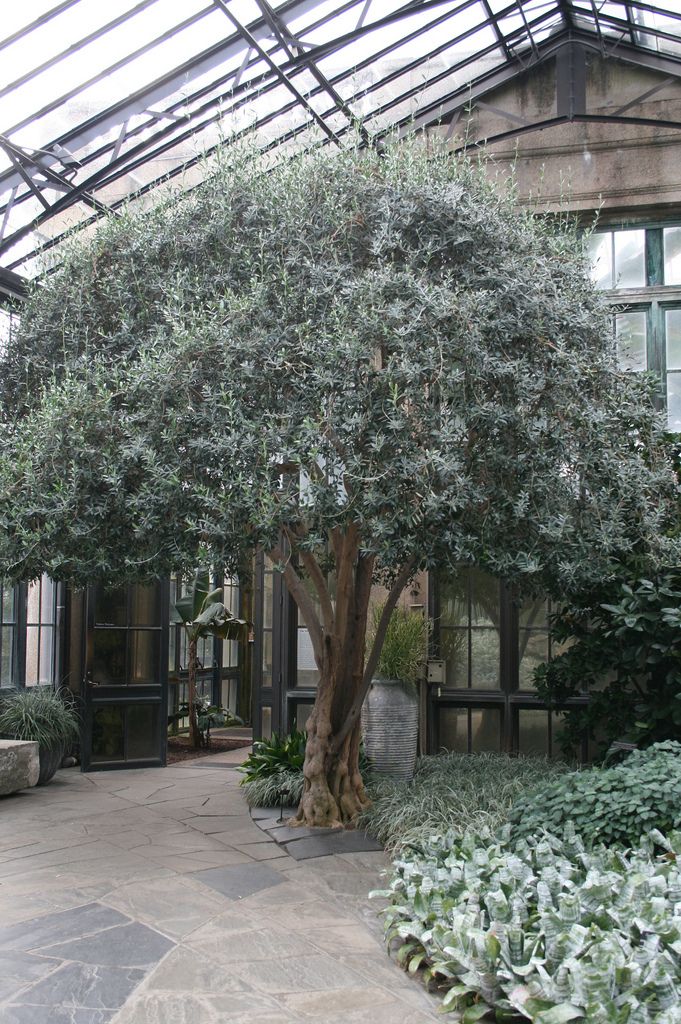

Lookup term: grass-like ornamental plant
[374,825,681,1022]
[0,685,80,750]
[367,603,429,688]
[509,741,681,848]
[358,752,570,853]
[241,767,305,809]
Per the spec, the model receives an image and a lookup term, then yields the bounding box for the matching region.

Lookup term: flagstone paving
[0,752,441,1023]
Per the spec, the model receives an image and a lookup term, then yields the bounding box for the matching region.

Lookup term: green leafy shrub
[358,752,570,853]
[535,568,681,757]
[239,729,307,782]
[239,728,374,808]
[509,741,681,847]
[375,825,681,1022]
[238,730,307,807]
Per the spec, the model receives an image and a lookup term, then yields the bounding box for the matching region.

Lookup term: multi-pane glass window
[261,560,274,689]
[615,310,647,372]
[517,595,568,691]
[588,224,681,432]
[93,584,161,686]
[437,706,503,753]
[439,568,500,690]
[0,584,16,687]
[666,309,681,432]
[25,575,57,686]
[434,571,583,758]
[296,574,325,688]
[587,229,646,290]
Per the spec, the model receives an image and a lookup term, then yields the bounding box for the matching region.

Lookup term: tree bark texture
[269,528,415,828]
[187,636,201,749]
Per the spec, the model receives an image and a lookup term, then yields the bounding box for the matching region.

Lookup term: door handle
[84,676,100,689]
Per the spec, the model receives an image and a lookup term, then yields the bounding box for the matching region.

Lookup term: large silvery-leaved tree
[0,141,677,827]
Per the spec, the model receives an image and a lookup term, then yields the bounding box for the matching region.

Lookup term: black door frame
[80,581,169,772]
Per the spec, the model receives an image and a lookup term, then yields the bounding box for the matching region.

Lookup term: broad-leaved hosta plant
[375,827,681,1023]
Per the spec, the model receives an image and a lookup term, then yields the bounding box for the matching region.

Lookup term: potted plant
[361,604,428,781]
[0,685,80,784]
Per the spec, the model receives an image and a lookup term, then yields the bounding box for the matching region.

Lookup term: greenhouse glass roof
[1,0,681,289]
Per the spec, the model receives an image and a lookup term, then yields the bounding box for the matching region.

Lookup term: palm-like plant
[171,569,249,748]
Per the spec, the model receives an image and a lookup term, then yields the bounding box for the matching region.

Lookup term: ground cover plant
[358,752,571,852]
[375,826,681,1022]
[508,742,681,848]
[1,139,678,827]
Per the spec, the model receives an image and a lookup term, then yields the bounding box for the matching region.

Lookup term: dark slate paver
[284,830,383,861]
[0,904,129,952]
[192,862,285,900]
[249,806,287,822]
[36,921,174,969]
[250,807,383,859]
[0,950,58,1003]
[18,962,146,1009]
[0,1006,115,1024]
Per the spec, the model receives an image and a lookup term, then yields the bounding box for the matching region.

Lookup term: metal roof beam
[0,265,28,305]
[451,111,681,155]
[0,0,327,197]
[0,135,113,219]
[210,0,342,145]
[253,0,373,144]
[387,27,681,138]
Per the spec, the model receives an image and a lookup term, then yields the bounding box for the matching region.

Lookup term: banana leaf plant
[171,569,249,749]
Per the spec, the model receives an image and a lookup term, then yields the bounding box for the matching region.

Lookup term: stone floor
[0,751,442,1023]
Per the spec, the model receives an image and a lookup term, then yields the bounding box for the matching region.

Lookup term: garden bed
[166,736,251,764]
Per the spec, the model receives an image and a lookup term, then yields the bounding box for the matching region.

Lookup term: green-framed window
[588,224,681,431]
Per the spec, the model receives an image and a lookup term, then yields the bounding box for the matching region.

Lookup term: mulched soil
[166,735,252,764]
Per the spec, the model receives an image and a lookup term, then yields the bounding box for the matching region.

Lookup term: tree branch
[268,543,324,666]
[332,556,416,753]
[298,547,335,634]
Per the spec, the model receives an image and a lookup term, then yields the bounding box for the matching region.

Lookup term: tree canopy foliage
[0,141,675,592]
[0,139,678,824]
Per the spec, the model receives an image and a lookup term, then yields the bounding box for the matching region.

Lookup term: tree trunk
[187,636,201,749]
[270,527,413,829]
[295,668,371,828]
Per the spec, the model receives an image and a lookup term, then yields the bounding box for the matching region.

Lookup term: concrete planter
[361,678,418,782]
[0,739,40,796]
[38,743,66,785]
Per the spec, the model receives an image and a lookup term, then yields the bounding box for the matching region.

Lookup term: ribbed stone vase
[361,678,418,782]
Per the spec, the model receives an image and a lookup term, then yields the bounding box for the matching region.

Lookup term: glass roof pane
[1,8,229,144]
[315,1,486,75]
[3,0,681,285]
[0,1,77,40]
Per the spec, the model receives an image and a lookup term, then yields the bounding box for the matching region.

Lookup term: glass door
[81,582,168,770]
